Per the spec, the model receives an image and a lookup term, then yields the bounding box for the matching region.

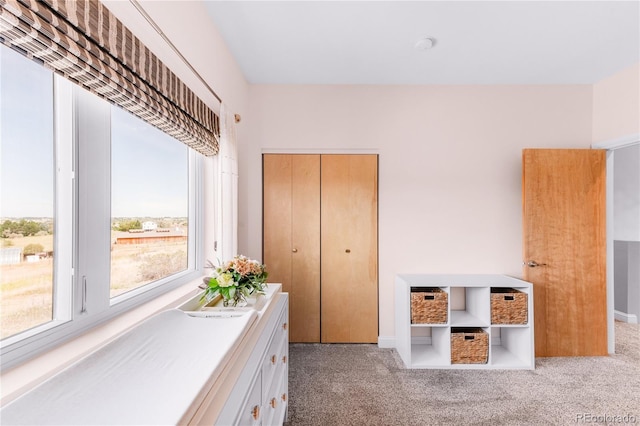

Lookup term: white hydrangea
[217,272,235,288]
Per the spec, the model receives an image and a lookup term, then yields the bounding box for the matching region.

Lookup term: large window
[0,43,204,369]
[0,46,56,339]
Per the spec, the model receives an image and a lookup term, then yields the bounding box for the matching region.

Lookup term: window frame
[0,58,72,347]
[0,71,205,371]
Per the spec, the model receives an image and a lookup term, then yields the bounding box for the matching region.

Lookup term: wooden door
[522,149,607,356]
[263,154,320,342]
[321,155,378,343]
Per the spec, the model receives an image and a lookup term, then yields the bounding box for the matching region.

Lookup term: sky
[1,45,188,219]
[111,105,188,218]
[0,45,54,218]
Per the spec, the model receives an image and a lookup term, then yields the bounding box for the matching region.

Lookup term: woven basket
[410,287,448,324]
[451,328,488,364]
[491,288,527,324]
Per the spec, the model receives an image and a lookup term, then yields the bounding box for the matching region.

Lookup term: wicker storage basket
[491,288,528,324]
[410,287,448,324]
[451,328,488,364]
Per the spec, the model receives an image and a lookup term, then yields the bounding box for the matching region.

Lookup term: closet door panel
[263,154,293,298]
[263,154,321,343]
[321,155,378,343]
[291,155,321,342]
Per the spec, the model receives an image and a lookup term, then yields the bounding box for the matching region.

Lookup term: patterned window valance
[0,0,220,156]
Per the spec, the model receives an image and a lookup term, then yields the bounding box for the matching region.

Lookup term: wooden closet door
[522,149,607,356]
[263,154,320,342]
[321,155,378,343]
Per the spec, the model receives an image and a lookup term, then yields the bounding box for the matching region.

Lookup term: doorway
[593,135,640,353]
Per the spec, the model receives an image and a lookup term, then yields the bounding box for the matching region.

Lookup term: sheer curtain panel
[215,103,239,262]
[0,0,219,155]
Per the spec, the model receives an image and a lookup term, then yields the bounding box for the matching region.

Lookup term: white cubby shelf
[395,274,534,370]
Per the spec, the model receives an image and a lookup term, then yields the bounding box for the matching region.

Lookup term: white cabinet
[395,274,534,370]
[212,292,289,425]
[0,286,288,426]
[177,284,289,425]
[0,285,289,426]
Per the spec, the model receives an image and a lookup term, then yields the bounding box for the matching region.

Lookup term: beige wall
[592,63,640,143]
[105,2,638,341]
[241,85,593,339]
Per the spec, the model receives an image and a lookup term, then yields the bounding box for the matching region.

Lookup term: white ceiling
[204,1,640,85]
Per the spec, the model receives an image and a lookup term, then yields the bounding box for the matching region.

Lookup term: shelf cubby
[490,326,533,368]
[409,327,450,367]
[449,286,490,326]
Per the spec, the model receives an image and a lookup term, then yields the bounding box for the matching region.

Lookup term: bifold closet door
[321,154,378,343]
[263,155,321,342]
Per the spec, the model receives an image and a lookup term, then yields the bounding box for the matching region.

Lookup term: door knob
[523,260,547,267]
[292,248,298,253]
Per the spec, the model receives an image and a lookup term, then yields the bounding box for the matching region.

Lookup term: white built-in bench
[0,284,289,425]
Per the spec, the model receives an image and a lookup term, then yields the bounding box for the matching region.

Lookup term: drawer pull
[271,354,277,365]
[270,397,277,409]
[282,355,287,364]
[252,405,260,420]
[282,393,287,402]
[283,322,288,331]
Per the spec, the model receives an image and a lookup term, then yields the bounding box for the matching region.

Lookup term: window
[0,46,56,340]
[0,44,204,369]
[110,106,189,298]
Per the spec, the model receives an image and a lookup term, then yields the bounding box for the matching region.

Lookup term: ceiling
[204,1,640,85]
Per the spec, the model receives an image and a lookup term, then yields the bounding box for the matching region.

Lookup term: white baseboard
[377,336,395,348]
[615,310,638,324]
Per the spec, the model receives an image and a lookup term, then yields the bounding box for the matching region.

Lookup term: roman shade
[0,0,219,156]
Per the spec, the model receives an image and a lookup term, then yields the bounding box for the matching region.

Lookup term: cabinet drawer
[261,311,288,402]
[236,372,263,426]
[262,367,287,426]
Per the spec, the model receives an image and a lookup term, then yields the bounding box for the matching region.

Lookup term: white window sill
[0,280,202,405]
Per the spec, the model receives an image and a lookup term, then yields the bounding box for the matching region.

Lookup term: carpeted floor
[285,321,640,425]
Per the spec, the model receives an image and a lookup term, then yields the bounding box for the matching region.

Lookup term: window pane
[0,46,55,339]
[110,106,189,298]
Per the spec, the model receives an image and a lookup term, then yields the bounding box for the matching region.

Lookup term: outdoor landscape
[0,217,188,340]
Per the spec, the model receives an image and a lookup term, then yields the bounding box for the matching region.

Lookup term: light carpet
[285,321,639,425]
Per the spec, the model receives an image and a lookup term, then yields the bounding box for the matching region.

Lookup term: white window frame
[0,75,205,371]
[0,73,73,349]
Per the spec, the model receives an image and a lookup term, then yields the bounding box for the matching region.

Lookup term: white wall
[592,62,640,324]
[592,63,640,143]
[243,84,593,338]
[591,62,640,241]
[614,144,640,242]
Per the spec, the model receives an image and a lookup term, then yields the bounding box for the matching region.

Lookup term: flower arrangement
[201,255,268,307]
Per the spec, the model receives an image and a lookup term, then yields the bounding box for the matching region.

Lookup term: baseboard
[377,336,395,348]
[615,310,638,324]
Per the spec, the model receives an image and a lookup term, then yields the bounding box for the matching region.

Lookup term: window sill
[0,279,203,406]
